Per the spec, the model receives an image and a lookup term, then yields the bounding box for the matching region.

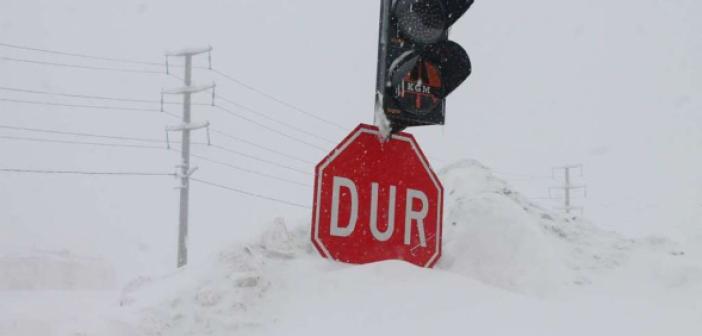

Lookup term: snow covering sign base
[311,124,443,268]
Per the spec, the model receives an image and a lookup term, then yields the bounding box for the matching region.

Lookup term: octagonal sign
[311,124,443,268]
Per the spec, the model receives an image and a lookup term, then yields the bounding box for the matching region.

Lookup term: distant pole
[550,164,586,215]
[564,166,571,214]
[177,54,192,268]
[163,46,214,268]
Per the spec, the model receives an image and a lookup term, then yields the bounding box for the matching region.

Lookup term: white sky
[0,0,700,281]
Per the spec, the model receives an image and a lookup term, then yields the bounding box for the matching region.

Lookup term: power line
[0,124,164,143]
[0,56,164,74]
[0,91,316,164]
[4,133,309,181]
[191,177,311,209]
[162,105,321,164]
[164,108,318,173]
[0,42,345,132]
[0,97,161,113]
[0,123,313,172]
[0,43,320,169]
[0,86,173,105]
[0,123,311,181]
[0,85,314,164]
[210,129,313,165]
[0,135,166,149]
[164,106,314,164]
[218,95,335,144]
[0,42,162,66]
[169,104,321,165]
[0,168,174,176]
[211,68,346,130]
[0,133,311,187]
[0,86,158,104]
[208,144,310,176]
[215,105,327,152]
[0,42,204,72]
[3,99,316,167]
[189,152,311,188]
[494,173,555,181]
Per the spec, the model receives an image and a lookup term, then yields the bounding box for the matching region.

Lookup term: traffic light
[375,0,473,132]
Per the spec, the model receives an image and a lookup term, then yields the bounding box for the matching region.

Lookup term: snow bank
[112,159,702,335]
[438,160,702,300]
[436,159,650,295]
[119,218,311,334]
[439,159,570,295]
[0,249,116,290]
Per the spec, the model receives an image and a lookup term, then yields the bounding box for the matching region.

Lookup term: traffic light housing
[376,0,473,132]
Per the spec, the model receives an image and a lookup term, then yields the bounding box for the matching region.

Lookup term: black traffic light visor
[389,41,471,99]
[445,0,474,26]
[424,40,471,98]
[394,0,474,45]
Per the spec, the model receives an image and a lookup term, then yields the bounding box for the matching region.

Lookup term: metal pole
[550,164,585,216]
[374,0,392,128]
[177,55,192,268]
[375,0,391,96]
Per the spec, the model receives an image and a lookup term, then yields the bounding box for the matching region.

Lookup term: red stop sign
[311,124,443,268]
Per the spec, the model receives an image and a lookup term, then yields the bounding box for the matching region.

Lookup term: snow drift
[106,159,702,336]
[440,159,631,295]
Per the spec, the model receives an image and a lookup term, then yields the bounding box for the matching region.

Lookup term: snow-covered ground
[0,249,116,290]
[2,160,700,336]
[1,1,700,334]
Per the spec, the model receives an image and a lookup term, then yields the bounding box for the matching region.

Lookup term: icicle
[160,93,164,112]
[208,48,213,70]
[165,56,170,75]
[374,91,391,141]
[165,130,171,149]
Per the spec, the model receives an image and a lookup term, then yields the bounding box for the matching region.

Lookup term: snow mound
[438,160,699,296]
[0,249,116,290]
[119,218,313,335]
[438,160,624,294]
[116,159,702,335]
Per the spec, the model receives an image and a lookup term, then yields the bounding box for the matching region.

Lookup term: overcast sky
[1,0,700,281]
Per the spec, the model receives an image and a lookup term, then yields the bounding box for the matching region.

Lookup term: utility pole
[550,164,586,215]
[163,46,215,268]
[373,0,393,137]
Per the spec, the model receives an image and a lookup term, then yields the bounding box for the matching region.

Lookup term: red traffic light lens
[393,59,443,116]
[394,0,448,45]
